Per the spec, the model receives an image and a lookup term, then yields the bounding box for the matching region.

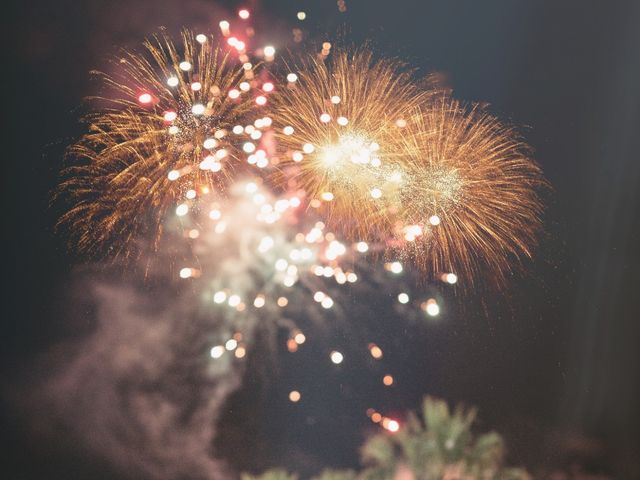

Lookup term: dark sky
[3,1,640,478]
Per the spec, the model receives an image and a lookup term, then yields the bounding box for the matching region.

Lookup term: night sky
[3,1,640,479]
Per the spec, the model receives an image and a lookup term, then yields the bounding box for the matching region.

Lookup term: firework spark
[270,48,434,240]
[394,96,546,287]
[57,30,255,259]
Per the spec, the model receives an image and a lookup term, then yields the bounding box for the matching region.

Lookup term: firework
[269,48,433,240]
[58,23,545,289]
[394,95,546,287]
[57,30,256,259]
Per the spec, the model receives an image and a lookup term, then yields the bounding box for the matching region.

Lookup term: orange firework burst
[270,48,434,239]
[57,30,254,259]
[395,95,546,287]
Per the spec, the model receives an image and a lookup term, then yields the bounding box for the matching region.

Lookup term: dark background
[3,0,640,478]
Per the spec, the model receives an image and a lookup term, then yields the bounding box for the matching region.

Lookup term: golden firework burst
[395,95,546,287]
[270,48,434,239]
[57,30,254,259]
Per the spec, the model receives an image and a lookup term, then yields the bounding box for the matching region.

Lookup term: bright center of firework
[319,134,378,169]
[163,104,232,171]
[403,166,463,218]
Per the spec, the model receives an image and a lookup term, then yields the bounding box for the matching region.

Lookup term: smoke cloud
[22,268,243,479]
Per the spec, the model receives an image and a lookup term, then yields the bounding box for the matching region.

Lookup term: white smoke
[27,268,243,480]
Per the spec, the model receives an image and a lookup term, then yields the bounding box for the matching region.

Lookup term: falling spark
[289,390,301,402]
[210,345,225,359]
[330,351,344,364]
[368,343,383,359]
[422,298,440,316]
